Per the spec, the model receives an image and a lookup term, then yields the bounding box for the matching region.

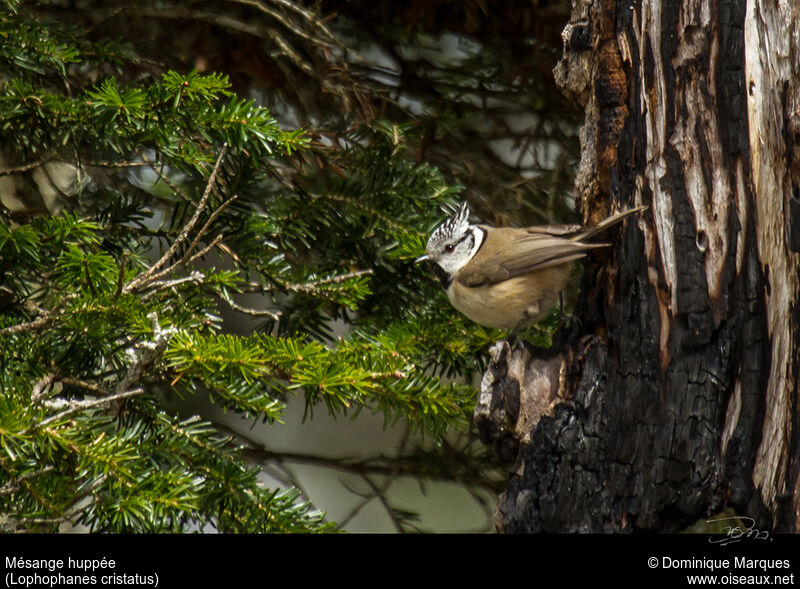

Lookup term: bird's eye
[444,244,455,253]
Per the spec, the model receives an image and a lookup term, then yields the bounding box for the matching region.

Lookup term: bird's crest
[427,201,470,250]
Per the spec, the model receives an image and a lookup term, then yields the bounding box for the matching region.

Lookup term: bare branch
[217,242,245,266]
[35,388,144,430]
[283,269,374,294]
[185,233,224,266]
[0,161,46,177]
[138,230,224,289]
[226,0,339,50]
[124,145,227,293]
[182,195,238,265]
[137,151,192,203]
[240,269,374,296]
[361,474,405,533]
[0,466,55,496]
[57,376,112,397]
[30,313,175,431]
[85,160,150,169]
[223,298,281,320]
[0,315,53,336]
[140,271,205,301]
[0,293,79,337]
[113,253,127,299]
[267,27,316,76]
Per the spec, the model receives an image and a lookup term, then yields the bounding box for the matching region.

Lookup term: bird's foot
[488,340,511,365]
[504,322,526,352]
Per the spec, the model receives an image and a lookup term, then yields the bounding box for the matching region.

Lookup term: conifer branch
[31,313,175,430]
[115,312,176,395]
[0,293,79,336]
[323,193,424,235]
[61,474,109,522]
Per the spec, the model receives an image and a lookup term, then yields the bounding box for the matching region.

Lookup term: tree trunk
[475,0,800,532]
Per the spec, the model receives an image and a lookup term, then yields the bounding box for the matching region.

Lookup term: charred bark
[476,0,800,532]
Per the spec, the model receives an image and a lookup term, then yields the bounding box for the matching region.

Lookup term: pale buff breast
[446,266,570,330]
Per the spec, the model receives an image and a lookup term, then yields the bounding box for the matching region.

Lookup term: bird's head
[415,202,483,277]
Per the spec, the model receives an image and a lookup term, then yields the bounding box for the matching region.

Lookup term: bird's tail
[575,205,648,242]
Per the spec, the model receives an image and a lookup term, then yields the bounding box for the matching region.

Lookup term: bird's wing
[457,227,606,287]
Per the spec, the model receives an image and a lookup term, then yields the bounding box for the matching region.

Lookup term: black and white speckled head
[417,202,485,282]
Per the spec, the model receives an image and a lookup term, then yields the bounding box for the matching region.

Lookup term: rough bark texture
[476,0,800,532]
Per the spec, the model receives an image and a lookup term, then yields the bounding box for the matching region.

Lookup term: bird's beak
[414,254,430,264]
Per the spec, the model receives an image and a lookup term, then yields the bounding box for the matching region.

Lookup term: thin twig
[226,0,339,49]
[361,474,404,533]
[223,298,281,320]
[334,498,372,530]
[57,377,112,397]
[124,145,227,293]
[34,388,143,430]
[0,315,53,336]
[0,161,46,177]
[137,151,192,203]
[0,292,80,337]
[185,233,224,266]
[268,0,345,51]
[62,474,108,522]
[139,232,223,289]
[140,271,205,301]
[113,253,127,299]
[217,242,245,266]
[85,160,150,169]
[348,427,412,532]
[283,269,373,293]
[182,195,238,265]
[267,27,316,76]
[240,269,374,295]
[0,466,55,496]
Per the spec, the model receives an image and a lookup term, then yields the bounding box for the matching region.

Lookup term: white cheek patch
[469,227,486,260]
[439,227,484,275]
